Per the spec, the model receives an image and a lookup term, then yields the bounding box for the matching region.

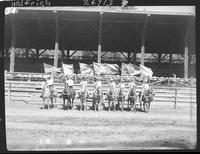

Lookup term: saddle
[117,90,125,101]
[128,89,137,101]
[78,89,88,99]
[107,90,115,100]
[93,89,102,100]
[142,89,154,102]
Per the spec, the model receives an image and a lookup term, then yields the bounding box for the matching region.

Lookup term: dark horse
[139,88,154,112]
[117,86,125,111]
[107,88,116,111]
[93,87,103,111]
[62,84,76,110]
[127,87,137,112]
[77,85,89,111]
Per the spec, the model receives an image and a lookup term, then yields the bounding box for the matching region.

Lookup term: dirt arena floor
[5,101,197,151]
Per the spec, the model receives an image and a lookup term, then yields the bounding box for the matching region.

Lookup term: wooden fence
[4,80,196,109]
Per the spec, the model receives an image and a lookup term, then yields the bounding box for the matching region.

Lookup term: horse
[139,88,154,112]
[41,84,57,109]
[107,87,117,111]
[117,86,125,111]
[77,83,89,111]
[127,87,137,111]
[62,84,76,110]
[93,87,103,111]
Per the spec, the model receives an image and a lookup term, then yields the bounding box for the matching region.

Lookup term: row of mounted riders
[41,83,154,113]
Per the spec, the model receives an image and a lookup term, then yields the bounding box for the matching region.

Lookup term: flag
[140,64,153,77]
[79,63,94,75]
[62,63,74,75]
[93,62,107,75]
[128,63,141,76]
[121,63,129,76]
[105,63,120,75]
[43,63,61,74]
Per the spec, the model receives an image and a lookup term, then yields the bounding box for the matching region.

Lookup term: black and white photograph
[3,2,196,151]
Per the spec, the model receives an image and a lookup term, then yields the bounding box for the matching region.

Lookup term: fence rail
[5,81,196,109]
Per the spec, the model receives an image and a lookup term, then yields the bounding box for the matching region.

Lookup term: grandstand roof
[4,6,195,54]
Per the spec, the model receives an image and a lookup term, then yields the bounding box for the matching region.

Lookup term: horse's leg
[50,97,53,108]
[67,98,70,110]
[63,98,65,110]
[46,97,49,109]
[84,98,87,111]
[97,100,99,111]
[81,99,83,111]
[95,101,97,111]
[112,99,115,112]
[120,100,124,111]
[130,100,132,111]
[42,97,45,108]
[94,101,96,111]
[54,96,57,107]
[72,98,75,110]
[69,98,72,110]
[93,99,96,111]
[140,98,142,111]
[127,99,129,108]
[108,100,111,111]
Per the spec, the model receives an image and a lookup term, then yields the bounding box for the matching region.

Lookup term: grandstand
[4,6,195,78]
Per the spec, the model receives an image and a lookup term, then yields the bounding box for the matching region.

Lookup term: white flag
[62,63,74,75]
[140,64,153,77]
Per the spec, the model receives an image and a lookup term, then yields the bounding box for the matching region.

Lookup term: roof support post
[184,46,189,79]
[140,14,150,66]
[169,53,173,74]
[97,11,103,63]
[10,14,16,75]
[54,10,59,68]
[184,17,194,79]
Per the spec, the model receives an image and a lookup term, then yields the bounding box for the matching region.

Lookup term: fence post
[8,82,11,103]
[174,88,177,109]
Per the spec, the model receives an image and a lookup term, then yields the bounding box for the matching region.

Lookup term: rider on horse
[117,78,126,111]
[107,78,117,111]
[62,75,76,110]
[41,75,57,109]
[140,78,154,106]
[93,76,103,111]
[127,81,137,111]
[78,80,89,111]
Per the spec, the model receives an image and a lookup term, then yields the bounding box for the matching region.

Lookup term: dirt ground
[5,101,197,151]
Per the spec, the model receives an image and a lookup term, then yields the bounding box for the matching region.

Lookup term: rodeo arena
[4,6,196,150]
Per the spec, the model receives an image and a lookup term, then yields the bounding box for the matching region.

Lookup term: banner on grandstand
[128,63,141,76]
[105,63,120,75]
[79,63,94,75]
[62,63,74,75]
[140,64,153,77]
[93,62,107,75]
[93,62,120,75]
[43,63,61,74]
[121,63,129,76]
[121,63,141,76]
